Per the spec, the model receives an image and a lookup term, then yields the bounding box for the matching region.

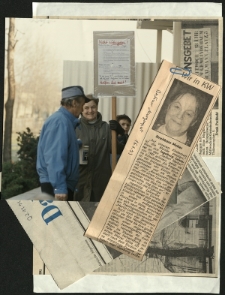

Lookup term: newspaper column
[180,27,221,157]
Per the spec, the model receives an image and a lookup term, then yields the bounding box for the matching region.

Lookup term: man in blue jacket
[36,86,90,201]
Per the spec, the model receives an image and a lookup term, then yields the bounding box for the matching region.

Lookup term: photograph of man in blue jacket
[36,86,90,201]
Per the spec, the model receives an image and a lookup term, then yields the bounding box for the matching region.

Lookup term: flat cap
[62,86,90,103]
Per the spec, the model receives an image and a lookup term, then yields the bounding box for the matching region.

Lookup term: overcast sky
[5,18,173,65]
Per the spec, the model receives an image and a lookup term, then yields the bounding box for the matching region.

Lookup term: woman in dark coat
[74,95,124,202]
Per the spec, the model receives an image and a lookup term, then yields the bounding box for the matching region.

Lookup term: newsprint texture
[4,5,222,291]
[6,200,116,289]
[85,60,221,260]
[94,196,219,276]
[6,62,221,290]
[33,152,220,279]
[155,150,220,234]
[8,146,220,289]
[180,24,222,156]
[28,3,222,293]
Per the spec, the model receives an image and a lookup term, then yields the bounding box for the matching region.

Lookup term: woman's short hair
[116,114,132,124]
[86,94,99,105]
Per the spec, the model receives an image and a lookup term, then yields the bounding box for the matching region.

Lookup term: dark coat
[75,112,124,202]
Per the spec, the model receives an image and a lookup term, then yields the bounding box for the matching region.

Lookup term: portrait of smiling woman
[152,79,213,146]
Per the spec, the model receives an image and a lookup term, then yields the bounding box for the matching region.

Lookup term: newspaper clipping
[2,10,222,292]
[28,3,222,294]
[180,25,221,157]
[94,197,219,276]
[6,200,115,289]
[32,148,220,282]
[85,60,221,260]
[155,149,220,234]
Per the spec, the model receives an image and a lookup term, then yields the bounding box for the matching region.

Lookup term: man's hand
[55,194,68,201]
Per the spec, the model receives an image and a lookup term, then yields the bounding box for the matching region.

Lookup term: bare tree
[3,18,17,162]
[3,19,61,162]
[13,30,61,131]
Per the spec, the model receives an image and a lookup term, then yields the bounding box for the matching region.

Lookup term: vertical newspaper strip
[85,60,221,260]
[180,28,212,80]
[180,25,222,156]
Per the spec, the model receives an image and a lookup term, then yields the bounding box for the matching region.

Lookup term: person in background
[114,114,132,161]
[116,114,132,145]
[74,94,125,202]
[36,86,90,201]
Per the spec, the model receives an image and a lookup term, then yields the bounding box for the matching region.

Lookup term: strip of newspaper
[180,24,222,156]
[6,200,114,289]
[155,149,220,234]
[94,196,219,276]
[85,60,221,260]
[33,150,220,280]
[93,154,220,276]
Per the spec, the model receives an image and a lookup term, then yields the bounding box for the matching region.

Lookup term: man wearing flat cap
[36,86,90,201]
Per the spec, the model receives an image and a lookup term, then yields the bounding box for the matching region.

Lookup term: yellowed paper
[94,196,219,277]
[31,3,222,293]
[32,148,221,280]
[85,60,221,260]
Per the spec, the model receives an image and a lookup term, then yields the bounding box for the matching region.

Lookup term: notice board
[93,31,135,97]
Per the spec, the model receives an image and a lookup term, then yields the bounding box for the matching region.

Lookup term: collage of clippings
[2,2,222,294]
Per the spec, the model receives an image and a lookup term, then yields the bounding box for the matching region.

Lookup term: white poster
[98,38,131,86]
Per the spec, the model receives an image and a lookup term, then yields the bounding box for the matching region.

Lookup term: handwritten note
[98,38,131,85]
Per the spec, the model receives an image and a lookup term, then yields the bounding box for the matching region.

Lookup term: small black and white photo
[152,79,214,146]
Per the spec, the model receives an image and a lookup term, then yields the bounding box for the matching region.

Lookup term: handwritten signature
[151,89,161,107]
[128,140,139,156]
[140,107,151,133]
[18,200,32,221]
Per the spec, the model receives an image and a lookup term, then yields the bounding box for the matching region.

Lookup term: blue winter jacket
[36,107,80,194]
